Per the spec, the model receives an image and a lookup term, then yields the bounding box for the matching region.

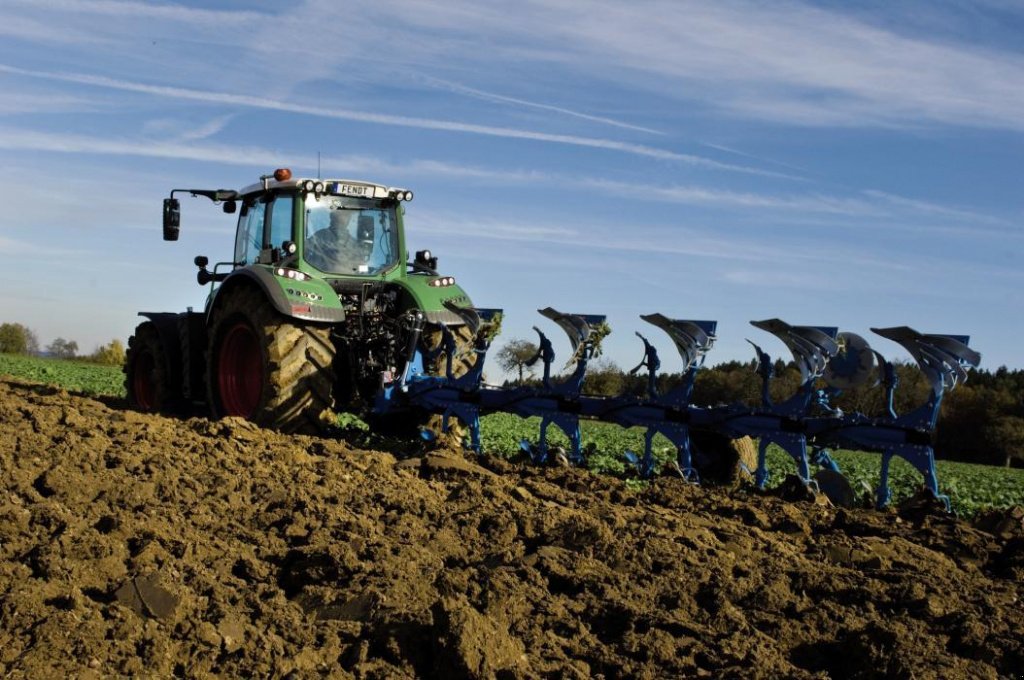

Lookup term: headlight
[274,267,310,281]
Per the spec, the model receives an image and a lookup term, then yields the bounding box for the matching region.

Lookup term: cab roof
[239,176,412,202]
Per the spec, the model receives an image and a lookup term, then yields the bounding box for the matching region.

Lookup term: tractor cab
[164,169,413,277]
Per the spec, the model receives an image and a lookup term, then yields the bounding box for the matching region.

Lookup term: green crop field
[3,353,1021,517]
[0,353,126,397]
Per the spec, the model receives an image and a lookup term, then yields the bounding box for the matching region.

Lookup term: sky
[1,0,1022,379]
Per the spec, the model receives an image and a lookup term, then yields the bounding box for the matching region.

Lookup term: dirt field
[1,376,1022,679]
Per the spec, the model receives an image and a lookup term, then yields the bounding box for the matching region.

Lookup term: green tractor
[125,168,476,433]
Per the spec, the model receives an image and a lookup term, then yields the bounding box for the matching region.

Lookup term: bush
[583,359,625,396]
[0,322,40,355]
[90,339,126,366]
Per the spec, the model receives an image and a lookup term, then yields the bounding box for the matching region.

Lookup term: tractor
[125,168,475,433]
[136,168,944,498]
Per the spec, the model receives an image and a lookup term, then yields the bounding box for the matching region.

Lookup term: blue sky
[1,0,1022,377]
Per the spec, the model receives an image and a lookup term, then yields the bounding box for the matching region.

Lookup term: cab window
[303,195,399,275]
[235,194,294,265]
[235,197,266,265]
[268,194,294,251]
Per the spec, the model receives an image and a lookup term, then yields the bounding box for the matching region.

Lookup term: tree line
[496,339,1024,468]
[0,322,125,366]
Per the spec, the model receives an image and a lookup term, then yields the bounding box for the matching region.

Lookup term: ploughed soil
[1,377,1022,679]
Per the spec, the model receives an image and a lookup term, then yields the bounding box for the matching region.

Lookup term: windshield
[303,195,399,275]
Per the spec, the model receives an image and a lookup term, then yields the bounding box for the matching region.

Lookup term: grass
[0,353,125,398]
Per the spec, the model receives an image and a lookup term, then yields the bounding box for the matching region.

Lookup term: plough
[378,306,981,510]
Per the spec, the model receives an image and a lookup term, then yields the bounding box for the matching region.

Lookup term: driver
[305,209,369,273]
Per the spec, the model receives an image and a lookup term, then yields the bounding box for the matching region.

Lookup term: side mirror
[194,255,209,268]
[163,198,181,241]
[222,200,237,214]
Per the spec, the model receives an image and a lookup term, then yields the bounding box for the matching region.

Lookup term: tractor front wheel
[206,286,335,434]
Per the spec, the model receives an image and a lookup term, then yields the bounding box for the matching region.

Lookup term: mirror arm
[170,188,240,203]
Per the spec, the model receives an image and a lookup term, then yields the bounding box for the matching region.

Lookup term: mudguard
[394,275,473,325]
[210,266,345,324]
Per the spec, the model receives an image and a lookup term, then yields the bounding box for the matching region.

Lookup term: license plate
[334,183,373,198]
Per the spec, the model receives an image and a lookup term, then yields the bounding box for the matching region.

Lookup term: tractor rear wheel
[125,321,182,414]
[207,286,335,434]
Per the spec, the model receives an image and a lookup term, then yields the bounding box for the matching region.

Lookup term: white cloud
[8,1,1024,135]
[141,114,237,142]
[861,189,1007,225]
[0,235,94,258]
[4,0,266,25]
[412,210,912,272]
[0,126,1010,230]
[0,91,98,114]
[698,142,809,175]
[180,115,235,142]
[0,126,550,184]
[426,78,664,135]
[0,64,787,176]
[333,0,1024,131]
[0,126,289,167]
[0,14,102,44]
[581,179,885,216]
[719,268,829,289]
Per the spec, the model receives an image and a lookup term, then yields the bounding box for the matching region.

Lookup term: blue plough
[377,306,981,510]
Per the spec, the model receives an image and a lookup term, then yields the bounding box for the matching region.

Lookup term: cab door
[234,192,295,266]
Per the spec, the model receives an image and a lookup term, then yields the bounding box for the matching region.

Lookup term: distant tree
[694,360,761,406]
[47,337,79,359]
[495,338,539,384]
[583,359,625,396]
[987,416,1024,468]
[0,322,39,355]
[90,339,126,366]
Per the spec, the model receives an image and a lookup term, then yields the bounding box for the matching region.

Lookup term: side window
[268,195,294,251]
[234,198,266,265]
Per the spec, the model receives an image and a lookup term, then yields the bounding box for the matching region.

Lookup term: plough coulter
[379,306,981,510]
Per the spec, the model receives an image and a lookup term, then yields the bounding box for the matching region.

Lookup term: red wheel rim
[217,322,264,418]
[132,351,156,411]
